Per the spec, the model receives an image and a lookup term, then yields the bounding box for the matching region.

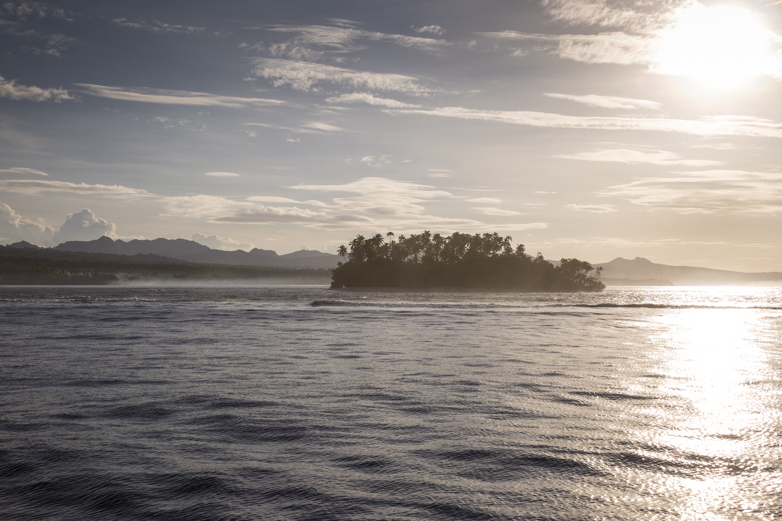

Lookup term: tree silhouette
[331,231,604,291]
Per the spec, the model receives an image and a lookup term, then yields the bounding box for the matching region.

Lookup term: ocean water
[1,285,781,520]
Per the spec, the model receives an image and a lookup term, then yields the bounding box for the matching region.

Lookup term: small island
[331,231,605,292]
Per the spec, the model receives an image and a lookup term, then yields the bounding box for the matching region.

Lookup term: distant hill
[0,245,332,285]
[53,236,340,269]
[595,257,782,286]
[7,241,41,250]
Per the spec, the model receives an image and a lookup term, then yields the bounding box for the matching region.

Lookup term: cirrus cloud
[0,179,150,198]
[77,84,288,108]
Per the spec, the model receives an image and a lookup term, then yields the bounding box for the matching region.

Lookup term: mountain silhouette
[53,236,339,269]
[596,257,782,285]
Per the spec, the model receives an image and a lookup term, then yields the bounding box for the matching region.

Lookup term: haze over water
[1,286,781,520]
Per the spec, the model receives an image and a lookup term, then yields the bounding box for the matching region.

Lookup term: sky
[1,0,781,270]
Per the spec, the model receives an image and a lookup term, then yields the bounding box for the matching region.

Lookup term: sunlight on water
[646,300,778,520]
[1,286,780,519]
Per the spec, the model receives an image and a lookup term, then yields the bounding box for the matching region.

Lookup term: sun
[654,3,774,89]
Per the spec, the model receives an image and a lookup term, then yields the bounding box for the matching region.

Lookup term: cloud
[246,196,331,207]
[540,0,664,31]
[302,122,343,132]
[163,194,328,224]
[244,122,337,135]
[53,208,117,244]
[1,1,71,20]
[544,93,661,110]
[478,30,655,66]
[565,204,618,213]
[690,142,739,151]
[386,106,782,138]
[191,232,254,251]
[77,84,287,108]
[325,92,421,108]
[260,24,449,57]
[112,18,213,35]
[251,58,439,95]
[0,167,48,176]
[0,201,55,245]
[468,197,502,204]
[150,116,205,131]
[556,149,721,167]
[204,172,240,177]
[472,207,521,216]
[167,177,548,233]
[0,75,73,102]
[359,155,392,167]
[415,25,445,36]
[426,169,452,178]
[603,170,782,214]
[289,177,454,217]
[0,179,150,198]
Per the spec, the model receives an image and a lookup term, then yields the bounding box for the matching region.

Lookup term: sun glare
[655,3,773,89]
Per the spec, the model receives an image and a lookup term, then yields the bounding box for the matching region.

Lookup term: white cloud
[204,171,240,177]
[261,24,449,57]
[472,207,521,216]
[553,32,654,65]
[565,203,618,213]
[478,30,655,66]
[246,195,331,207]
[53,208,117,244]
[0,201,55,245]
[112,18,213,35]
[603,170,782,214]
[544,93,661,110]
[165,177,547,232]
[191,232,254,251]
[251,58,439,94]
[0,179,150,198]
[78,84,287,108]
[426,168,452,178]
[386,106,782,138]
[1,1,71,20]
[557,149,721,167]
[359,155,392,167]
[0,167,48,176]
[468,197,502,204]
[164,194,328,224]
[0,75,73,102]
[415,25,445,36]
[244,122,329,135]
[541,0,661,31]
[325,92,421,108]
[289,176,454,216]
[302,122,343,132]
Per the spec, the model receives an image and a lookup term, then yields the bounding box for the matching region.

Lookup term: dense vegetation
[0,247,331,285]
[331,231,604,291]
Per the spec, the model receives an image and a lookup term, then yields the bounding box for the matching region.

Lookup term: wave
[571,303,782,310]
[310,299,782,311]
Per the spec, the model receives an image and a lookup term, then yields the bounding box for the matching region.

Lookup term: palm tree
[337,245,347,259]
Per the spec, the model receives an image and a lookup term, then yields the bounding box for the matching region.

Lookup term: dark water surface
[1,286,781,520]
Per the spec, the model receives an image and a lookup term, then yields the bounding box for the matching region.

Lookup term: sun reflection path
[644,306,781,520]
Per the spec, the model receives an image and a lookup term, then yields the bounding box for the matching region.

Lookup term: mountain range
[10,236,341,269]
[6,238,782,285]
[595,257,782,286]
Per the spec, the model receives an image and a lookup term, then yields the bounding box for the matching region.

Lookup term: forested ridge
[0,246,331,285]
[331,231,604,291]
